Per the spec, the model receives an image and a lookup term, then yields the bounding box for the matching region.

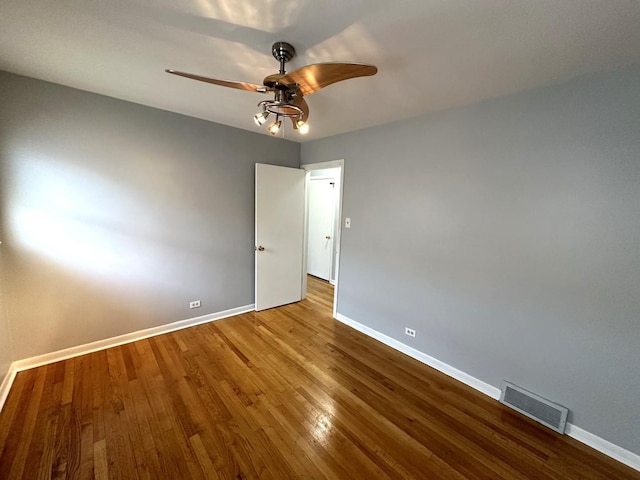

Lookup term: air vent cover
[500,381,569,434]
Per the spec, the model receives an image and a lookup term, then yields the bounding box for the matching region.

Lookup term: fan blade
[293,95,309,122]
[165,69,265,92]
[280,63,377,96]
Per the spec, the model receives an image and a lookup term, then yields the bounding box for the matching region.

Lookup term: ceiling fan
[166,42,378,136]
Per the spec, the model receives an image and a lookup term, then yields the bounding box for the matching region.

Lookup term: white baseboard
[565,423,640,472]
[0,304,254,412]
[0,363,19,414]
[336,313,501,399]
[335,312,640,472]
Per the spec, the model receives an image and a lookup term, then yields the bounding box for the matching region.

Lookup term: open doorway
[301,160,344,318]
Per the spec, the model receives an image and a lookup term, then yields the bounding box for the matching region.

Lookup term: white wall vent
[500,381,569,434]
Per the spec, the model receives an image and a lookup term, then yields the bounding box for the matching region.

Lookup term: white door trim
[301,160,345,319]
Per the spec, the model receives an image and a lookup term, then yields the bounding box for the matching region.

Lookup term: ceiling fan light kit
[296,120,309,134]
[166,41,377,137]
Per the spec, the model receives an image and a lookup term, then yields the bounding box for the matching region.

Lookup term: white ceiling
[1,0,640,142]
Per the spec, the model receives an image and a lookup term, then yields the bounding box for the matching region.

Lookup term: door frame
[301,159,344,319]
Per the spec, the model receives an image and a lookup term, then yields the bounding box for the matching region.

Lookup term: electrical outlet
[405,327,416,338]
[189,300,201,309]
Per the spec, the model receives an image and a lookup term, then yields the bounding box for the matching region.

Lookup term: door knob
[256,245,265,251]
[325,236,331,240]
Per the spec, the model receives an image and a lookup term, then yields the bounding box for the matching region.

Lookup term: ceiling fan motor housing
[272,42,296,63]
[272,42,296,73]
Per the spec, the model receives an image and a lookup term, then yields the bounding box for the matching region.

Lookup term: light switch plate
[345,217,351,228]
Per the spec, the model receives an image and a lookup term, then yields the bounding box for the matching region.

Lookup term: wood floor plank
[93,438,108,480]
[1,274,639,479]
[3,366,47,479]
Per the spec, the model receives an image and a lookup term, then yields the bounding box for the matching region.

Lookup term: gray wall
[0,249,12,383]
[0,71,299,362]
[302,65,640,455]
[0,137,10,381]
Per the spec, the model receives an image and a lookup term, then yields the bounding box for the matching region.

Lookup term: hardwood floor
[1,275,638,479]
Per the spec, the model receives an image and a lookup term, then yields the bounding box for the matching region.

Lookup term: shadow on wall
[7,155,208,292]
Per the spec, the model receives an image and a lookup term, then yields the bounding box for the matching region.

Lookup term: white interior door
[255,163,306,311]
[307,178,335,281]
